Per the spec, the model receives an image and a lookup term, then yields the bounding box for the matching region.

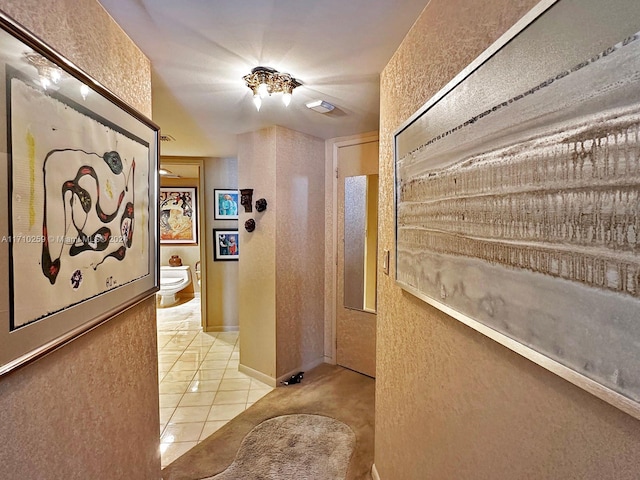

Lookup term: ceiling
[98,0,429,159]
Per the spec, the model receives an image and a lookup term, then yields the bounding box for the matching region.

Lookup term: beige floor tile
[178,391,216,407]
[161,441,198,468]
[159,407,175,425]
[161,422,205,443]
[247,389,272,403]
[222,368,248,379]
[218,378,251,391]
[250,378,273,390]
[187,379,222,393]
[199,421,228,441]
[209,345,235,354]
[159,393,184,409]
[179,350,208,360]
[205,352,232,361]
[200,359,229,370]
[170,405,211,423]
[171,359,202,371]
[158,362,174,373]
[207,403,247,421]
[192,369,226,381]
[214,390,249,405]
[160,381,191,395]
[162,370,197,383]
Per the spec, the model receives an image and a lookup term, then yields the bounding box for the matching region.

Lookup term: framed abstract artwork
[214,189,239,220]
[0,12,159,375]
[213,229,239,261]
[394,0,640,418]
[159,187,198,244]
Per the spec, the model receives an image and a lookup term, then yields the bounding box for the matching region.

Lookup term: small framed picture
[213,229,239,261]
[214,189,239,220]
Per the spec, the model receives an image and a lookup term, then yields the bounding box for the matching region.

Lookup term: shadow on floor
[161,363,375,480]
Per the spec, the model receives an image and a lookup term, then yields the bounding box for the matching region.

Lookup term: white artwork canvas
[394,0,640,414]
[10,77,150,329]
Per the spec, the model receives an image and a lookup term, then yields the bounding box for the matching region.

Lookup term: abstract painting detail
[40,149,136,285]
[395,1,640,409]
[159,187,197,243]
[10,76,151,330]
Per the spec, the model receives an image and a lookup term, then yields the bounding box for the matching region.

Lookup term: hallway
[157,297,273,467]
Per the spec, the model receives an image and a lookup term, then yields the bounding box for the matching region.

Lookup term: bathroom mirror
[344,174,378,312]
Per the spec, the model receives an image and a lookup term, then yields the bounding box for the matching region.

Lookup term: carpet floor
[161,363,375,480]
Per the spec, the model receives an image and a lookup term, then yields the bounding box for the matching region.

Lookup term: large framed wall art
[394,0,640,418]
[0,12,159,375]
[159,187,198,244]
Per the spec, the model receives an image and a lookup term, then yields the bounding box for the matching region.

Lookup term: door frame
[325,131,379,365]
[159,156,207,330]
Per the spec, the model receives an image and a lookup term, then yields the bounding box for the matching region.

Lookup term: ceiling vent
[306,100,335,114]
[160,134,175,142]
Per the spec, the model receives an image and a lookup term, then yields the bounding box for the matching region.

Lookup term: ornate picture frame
[394,0,640,418]
[160,187,198,244]
[0,12,159,376]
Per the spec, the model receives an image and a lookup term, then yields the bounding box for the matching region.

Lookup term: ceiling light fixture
[243,66,301,111]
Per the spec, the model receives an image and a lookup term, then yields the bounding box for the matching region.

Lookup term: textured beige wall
[0,1,159,479]
[274,126,325,377]
[1,0,151,117]
[376,1,640,479]
[238,127,278,379]
[238,126,325,381]
[205,157,239,331]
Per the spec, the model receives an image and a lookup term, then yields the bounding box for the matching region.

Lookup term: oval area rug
[201,414,356,480]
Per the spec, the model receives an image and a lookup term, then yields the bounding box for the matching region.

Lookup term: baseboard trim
[371,463,381,480]
[205,326,240,333]
[238,364,277,388]
[323,355,336,365]
[276,357,325,385]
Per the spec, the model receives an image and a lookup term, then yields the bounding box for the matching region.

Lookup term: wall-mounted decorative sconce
[255,198,268,212]
[244,219,256,232]
[240,188,254,213]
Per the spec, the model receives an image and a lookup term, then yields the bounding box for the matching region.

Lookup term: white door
[335,139,378,377]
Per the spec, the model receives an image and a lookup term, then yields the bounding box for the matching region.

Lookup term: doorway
[334,136,379,378]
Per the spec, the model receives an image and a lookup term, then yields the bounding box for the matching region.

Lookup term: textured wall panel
[376,1,640,479]
[274,126,325,377]
[0,1,159,478]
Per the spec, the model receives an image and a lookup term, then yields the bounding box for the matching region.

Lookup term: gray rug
[201,414,356,480]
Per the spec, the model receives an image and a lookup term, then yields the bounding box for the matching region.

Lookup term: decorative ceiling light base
[243,66,301,111]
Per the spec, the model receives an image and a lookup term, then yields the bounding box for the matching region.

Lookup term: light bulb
[80,84,90,100]
[257,82,269,98]
[282,92,292,107]
[39,76,50,90]
[253,95,262,111]
[50,69,61,84]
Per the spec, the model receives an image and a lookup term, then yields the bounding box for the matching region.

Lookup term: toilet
[158,266,192,307]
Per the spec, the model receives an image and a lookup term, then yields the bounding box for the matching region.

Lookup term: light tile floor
[157,296,273,467]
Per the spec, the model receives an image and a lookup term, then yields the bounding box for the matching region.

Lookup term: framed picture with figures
[214,189,239,220]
